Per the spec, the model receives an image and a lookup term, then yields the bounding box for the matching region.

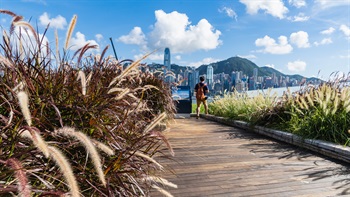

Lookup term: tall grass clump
[209,78,350,146]
[281,82,350,145]
[209,89,279,123]
[0,10,175,196]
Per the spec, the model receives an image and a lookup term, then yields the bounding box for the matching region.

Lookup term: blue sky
[0,0,350,78]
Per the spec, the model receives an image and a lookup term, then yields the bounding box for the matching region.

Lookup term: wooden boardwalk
[151,118,350,197]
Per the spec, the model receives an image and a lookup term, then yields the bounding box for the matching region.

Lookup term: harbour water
[191,86,303,104]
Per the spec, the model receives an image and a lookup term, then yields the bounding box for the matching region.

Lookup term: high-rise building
[164,48,172,82]
[231,71,236,88]
[253,68,258,81]
[207,65,213,86]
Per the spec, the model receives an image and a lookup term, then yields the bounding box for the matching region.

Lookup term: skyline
[0,0,350,79]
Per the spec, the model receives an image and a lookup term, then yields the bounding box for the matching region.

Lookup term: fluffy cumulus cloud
[39,12,67,29]
[175,55,181,60]
[289,13,309,22]
[255,35,293,54]
[321,27,335,35]
[314,38,332,46]
[148,10,222,53]
[239,0,288,19]
[340,25,350,37]
[290,31,310,48]
[69,32,99,51]
[287,60,306,72]
[95,34,103,42]
[118,27,146,45]
[219,7,238,21]
[189,57,220,67]
[119,10,221,54]
[10,26,49,58]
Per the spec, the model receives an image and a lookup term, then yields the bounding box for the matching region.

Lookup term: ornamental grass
[0,10,176,196]
[209,78,350,146]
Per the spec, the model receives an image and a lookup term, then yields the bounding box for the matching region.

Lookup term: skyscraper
[164,48,172,82]
[207,65,213,87]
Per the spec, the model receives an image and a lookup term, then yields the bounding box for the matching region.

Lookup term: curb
[199,114,350,163]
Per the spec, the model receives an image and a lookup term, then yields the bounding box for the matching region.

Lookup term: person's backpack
[196,83,206,100]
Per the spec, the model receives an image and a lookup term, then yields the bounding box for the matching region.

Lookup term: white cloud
[287,60,306,72]
[238,54,257,59]
[290,31,310,48]
[118,27,146,46]
[289,13,309,22]
[320,27,335,35]
[95,34,103,42]
[69,32,99,51]
[189,57,220,67]
[148,10,221,53]
[175,55,181,60]
[255,35,293,54]
[10,26,49,58]
[219,7,238,21]
[134,53,163,61]
[265,64,275,68]
[314,38,332,46]
[315,0,350,9]
[39,12,67,29]
[239,0,288,19]
[340,24,350,37]
[288,0,306,8]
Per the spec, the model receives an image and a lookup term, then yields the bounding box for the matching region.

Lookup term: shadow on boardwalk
[152,118,350,197]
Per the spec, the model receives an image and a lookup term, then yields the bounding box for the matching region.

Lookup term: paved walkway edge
[199,114,350,163]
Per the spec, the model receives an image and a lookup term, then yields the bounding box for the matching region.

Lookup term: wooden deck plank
[151,118,350,197]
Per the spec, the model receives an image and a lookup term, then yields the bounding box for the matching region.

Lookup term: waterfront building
[207,65,214,87]
[164,48,173,83]
[253,68,258,81]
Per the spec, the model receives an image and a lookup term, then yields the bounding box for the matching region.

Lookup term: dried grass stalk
[55,127,106,186]
[48,146,80,197]
[6,158,31,197]
[151,185,173,197]
[65,15,77,50]
[77,70,86,95]
[17,91,32,126]
[134,151,163,169]
[143,112,167,134]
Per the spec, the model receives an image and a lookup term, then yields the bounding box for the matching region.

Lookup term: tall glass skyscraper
[164,48,172,82]
[207,65,213,86]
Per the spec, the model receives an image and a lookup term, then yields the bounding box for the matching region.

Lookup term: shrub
[0,10,175,196]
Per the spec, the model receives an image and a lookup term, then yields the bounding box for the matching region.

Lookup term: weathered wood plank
[151,118,350,197]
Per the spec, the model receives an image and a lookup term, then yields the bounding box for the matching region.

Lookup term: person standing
[194,76,209,119]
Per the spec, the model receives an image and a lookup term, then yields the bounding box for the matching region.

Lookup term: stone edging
[199,114,350,163]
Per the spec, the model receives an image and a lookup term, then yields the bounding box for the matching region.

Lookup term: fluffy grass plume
[6,158,31,197]
[151,185,174,197]
[91,139,114,156]
[64,15,77,50]
[77,70,86,95]
[20,129,50,158]
[55,127,106,186]
[147,176,177,188]
[48,146,80,197]
[17,91,32,126]
[143,112,167,134]
[134,151,163,169]
[12,21,39,46]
